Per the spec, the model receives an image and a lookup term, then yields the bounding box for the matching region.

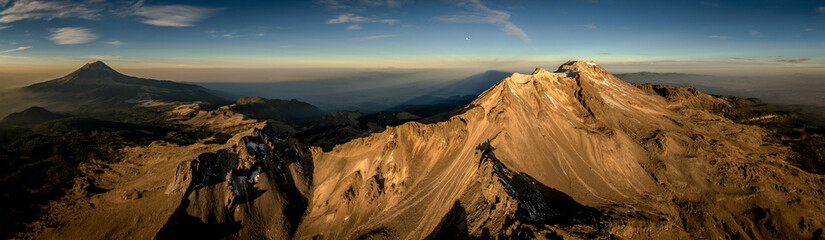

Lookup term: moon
[465,37,469,40]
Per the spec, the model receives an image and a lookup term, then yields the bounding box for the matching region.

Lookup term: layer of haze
[2,60,825,119]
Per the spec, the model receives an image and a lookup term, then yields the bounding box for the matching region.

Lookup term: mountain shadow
[425,200,470,240]
[476,141,605,227]
[155,197,243,240]
[387,70,512,117]
[231,96,324,126]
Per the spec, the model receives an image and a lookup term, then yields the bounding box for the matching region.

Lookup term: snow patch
[245,140,267,156]
[508,84,523,102]
[543,93,558,108]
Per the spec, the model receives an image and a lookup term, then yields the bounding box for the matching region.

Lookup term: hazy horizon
[1,0,824,79]
[3,60,825,89]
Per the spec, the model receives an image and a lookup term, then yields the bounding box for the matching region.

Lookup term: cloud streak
[709,35,728,40]
[700,1,720,8]
[432,0,529,42]
[358,34,398,40]
[327,13,368,24]
[49,27,98,44]
[105,40,124,46]
[131,0,221,27]
[326,13,399,27]
[0,25,10,30]
[316,0,408,10]
[0,46,32,54]
[0,0,101,23]
[749,30,761,36]
[776,58,810,63]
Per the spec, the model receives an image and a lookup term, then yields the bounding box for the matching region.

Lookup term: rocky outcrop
[156,127,313,239]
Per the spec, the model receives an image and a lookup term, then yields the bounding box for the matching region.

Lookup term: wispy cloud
[709,35,728,40]
[432,0,529,42]
[316,0,408,10]
[316,0,349,10]
[700,1,720,8]
[358,34,398,40]
[131,0,221,27]
[582,24,597,29]
[805,28,815,32]
[327,13,368,24]
[206,30,264,39]
[0,46,31,54]
[326,13,398,25]
[818,6,825,14]
[749,30,761,36]
[0,0,101,23]
[776,58,810,63]
[0,0,9,7]
[727,57,755,61]
[105,40,124,46]
[378,19,399,24]
[0,25,10,30]
[347,24,362,30]
[49,27,98,44]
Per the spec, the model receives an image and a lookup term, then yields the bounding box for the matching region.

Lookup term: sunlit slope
[294,61,825,239]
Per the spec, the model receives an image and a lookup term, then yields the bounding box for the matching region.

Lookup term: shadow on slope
[155,198,243,240]
[476,141,604,227]
[425,201,470,240]
[387,70,512,117]
[297,103,478,151]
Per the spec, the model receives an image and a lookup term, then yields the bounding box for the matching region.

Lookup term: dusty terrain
[19,61,825,239]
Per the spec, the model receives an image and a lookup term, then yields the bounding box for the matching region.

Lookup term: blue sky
[0,0,823,75]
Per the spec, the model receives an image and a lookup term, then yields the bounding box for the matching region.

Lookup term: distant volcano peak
[78,60,117,73]
[47,60,127,85]
[24,60,228,105]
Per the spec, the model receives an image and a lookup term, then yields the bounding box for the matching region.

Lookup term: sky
[0,0,824,84]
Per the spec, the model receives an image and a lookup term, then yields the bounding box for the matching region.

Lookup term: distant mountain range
[615,72,825,118]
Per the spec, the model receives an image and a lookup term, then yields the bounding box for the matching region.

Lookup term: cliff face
[26,61,825,239]
[156,128,314,239]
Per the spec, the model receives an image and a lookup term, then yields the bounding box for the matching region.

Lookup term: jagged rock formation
[23,61,825,239]
[156,128,313,239]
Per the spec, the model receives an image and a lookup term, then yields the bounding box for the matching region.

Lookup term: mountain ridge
[20,60,825,239]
